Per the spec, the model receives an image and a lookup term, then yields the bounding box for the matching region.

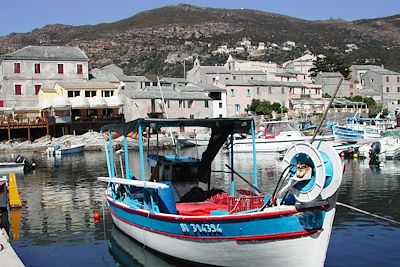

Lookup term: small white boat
[228,121,334,153]
[46,143,85,156]
[0,162,25,173]
[358,137,400,160]
[177,133,211,147]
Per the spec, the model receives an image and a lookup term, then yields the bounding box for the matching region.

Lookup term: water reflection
[3,150,399,266]
[109,226,206,267]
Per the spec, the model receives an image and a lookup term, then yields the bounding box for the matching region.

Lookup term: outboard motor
[369,141,381,166]
[14,154,36,172]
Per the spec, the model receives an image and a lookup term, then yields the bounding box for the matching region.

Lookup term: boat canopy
[101,118,254,183]
[101,118,253,136]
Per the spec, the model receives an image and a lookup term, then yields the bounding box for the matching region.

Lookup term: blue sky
[1,0,399,37]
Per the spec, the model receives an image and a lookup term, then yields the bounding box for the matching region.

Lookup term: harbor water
[2,148,400,267]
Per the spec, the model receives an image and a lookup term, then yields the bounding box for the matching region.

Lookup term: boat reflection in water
[109,226,202,267]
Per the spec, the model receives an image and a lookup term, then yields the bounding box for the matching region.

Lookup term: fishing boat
[227,120,334,153]
[46,141,85,156]
[98,118,343,267]
[330,113,395,140]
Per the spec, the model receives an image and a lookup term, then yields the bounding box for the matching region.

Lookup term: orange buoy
[93,211,101,220]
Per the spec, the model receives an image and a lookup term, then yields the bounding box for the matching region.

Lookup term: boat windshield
[263,122,295,137]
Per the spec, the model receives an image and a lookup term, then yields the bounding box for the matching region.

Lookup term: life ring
[312,141,343,199]
[282,142,326,203]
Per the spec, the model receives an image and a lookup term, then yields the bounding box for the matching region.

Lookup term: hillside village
[0,44,398,141]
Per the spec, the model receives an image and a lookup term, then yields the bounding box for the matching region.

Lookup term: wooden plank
[97,177,169,189]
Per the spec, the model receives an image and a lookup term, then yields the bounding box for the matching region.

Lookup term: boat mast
[251,120,258,194]
[138,122,146,181]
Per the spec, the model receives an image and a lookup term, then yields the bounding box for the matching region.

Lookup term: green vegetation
[309,55,350,78]
[345,95,385,116]
[246,99,288,116]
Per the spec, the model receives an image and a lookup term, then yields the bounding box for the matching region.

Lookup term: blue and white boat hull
[107,196,337,267]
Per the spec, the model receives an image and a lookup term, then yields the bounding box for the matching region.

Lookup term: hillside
[1,4,400,77]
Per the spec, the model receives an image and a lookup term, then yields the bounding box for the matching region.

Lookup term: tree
[309,55,350,79]
[246,99,288,116]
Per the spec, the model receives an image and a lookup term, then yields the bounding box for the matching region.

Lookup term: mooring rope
[337,202,400,225]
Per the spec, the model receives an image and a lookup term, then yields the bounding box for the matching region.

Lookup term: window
[251,77,254,80]
[188,100,193,108]
[386,87,390,93]
[268,86,272,94]
[34,63,41,74]
[209,92,221,100]
[14,63,21,74]
[386,76,389,82]
[230,89,236,97]
[350,84,353,89]
[398,100,400,105]
[145,82,151,87]
[190,114,194,119]
[85,90,96,97]
[219,102,223,108]
[102,90,114,97]
[68,91,80,97]
[57,64,64,74]
[233,76,236,80]
[257,87,260,95]
[398,87,400,92]
[34,85,41,95]
[246,89,251,97]
[0,100,3,107]
[15,84,22,95]
[179,100,183,108]
[350,92,354,97]
[219,114,223,118]
[397,76,400,83]
[164,100,170,108]
[281,87,285,94]
[204,100,209,108]
[77,64,83,75]
[235,104,241,114]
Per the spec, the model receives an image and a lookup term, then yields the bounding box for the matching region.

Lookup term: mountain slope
[1,4,399,76]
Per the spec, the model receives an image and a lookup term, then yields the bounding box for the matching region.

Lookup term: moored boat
[0,162,25,173]
[98,118,343,267]
[46,143,85,156]
[227,120,334,153]
[330,113,395,140]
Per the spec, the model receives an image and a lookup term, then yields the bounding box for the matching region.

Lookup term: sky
[1,0,399,37]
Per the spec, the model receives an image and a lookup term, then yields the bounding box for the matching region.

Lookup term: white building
[0,46,89,107]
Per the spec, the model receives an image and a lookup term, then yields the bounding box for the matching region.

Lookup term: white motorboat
[0,162,25,173]
[228,121,334,153]
[177,133,211,147]
[46,143,85,156]
[358,136,400,160]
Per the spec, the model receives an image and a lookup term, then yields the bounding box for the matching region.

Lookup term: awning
[70,96,90,109]
[105,95,123,108]
[52,97,71,109]
[39,100,52,110]
[88,96,107,109]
